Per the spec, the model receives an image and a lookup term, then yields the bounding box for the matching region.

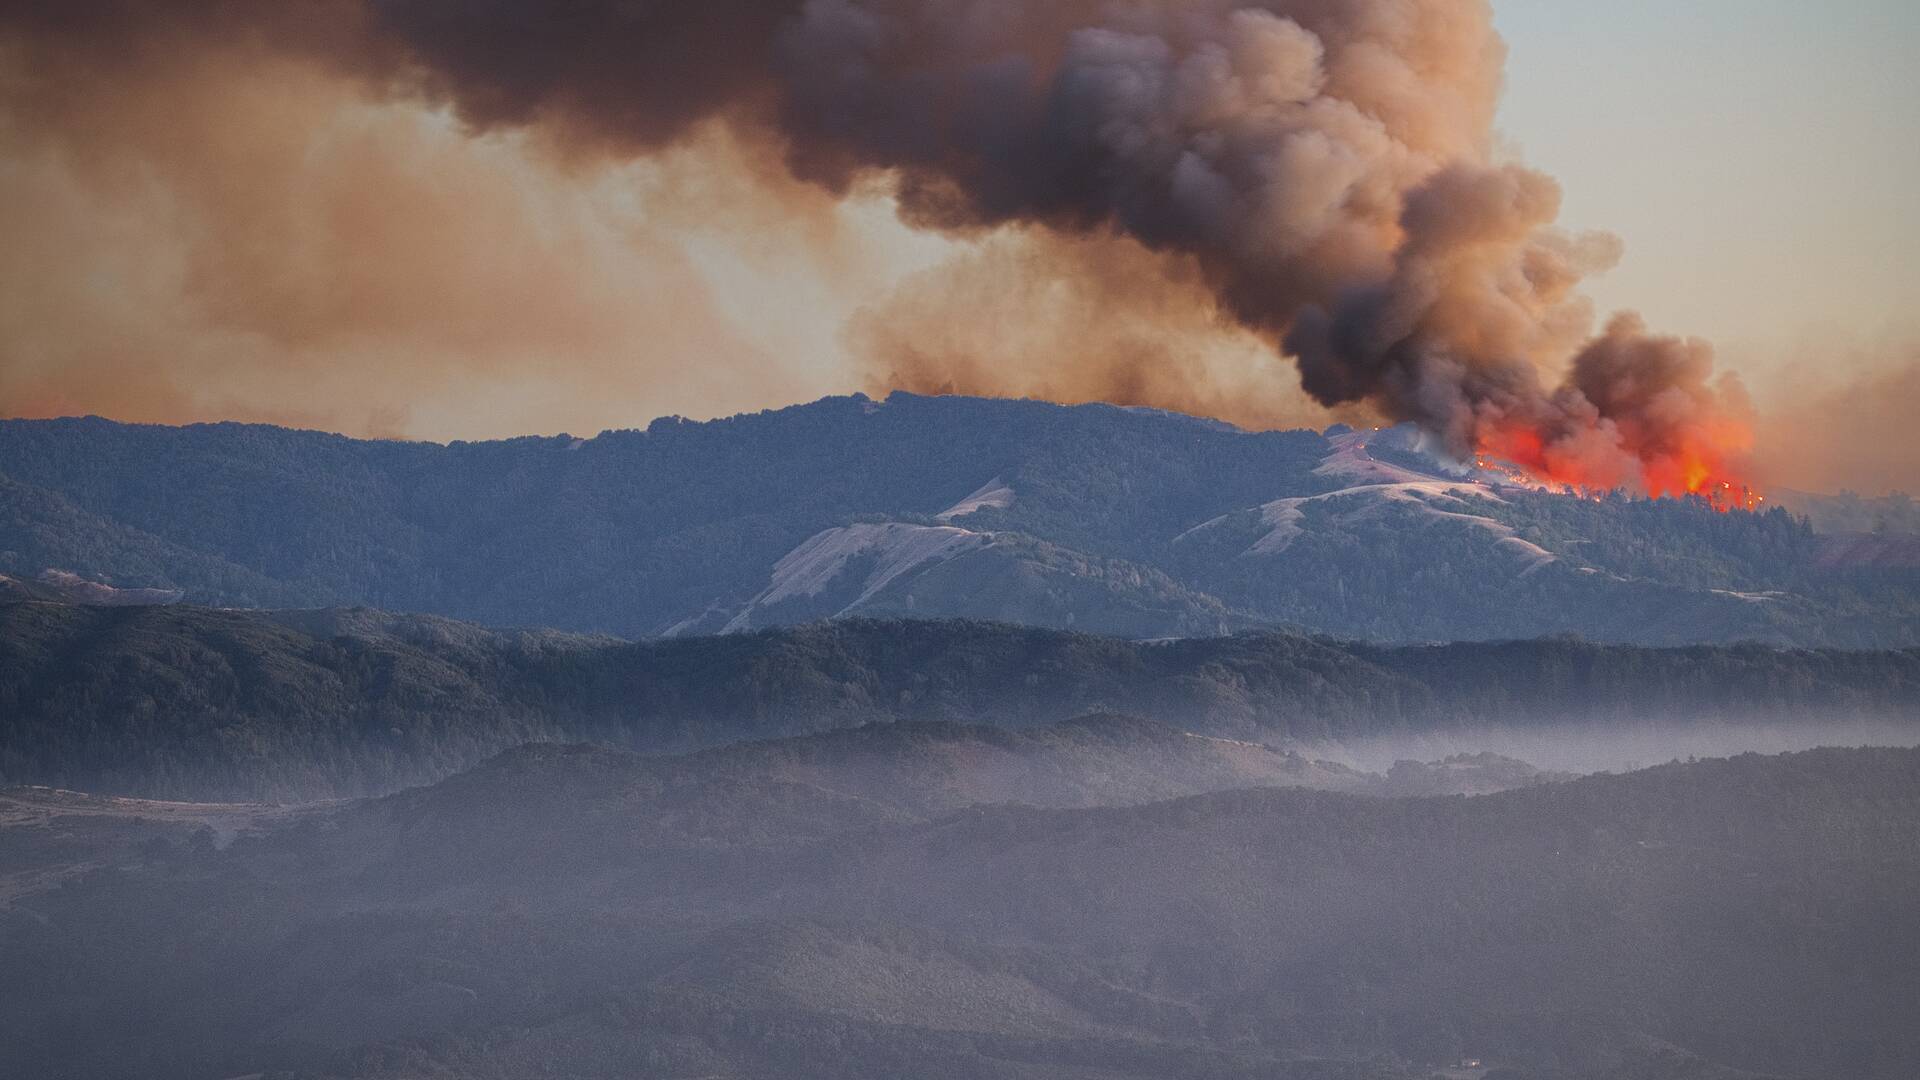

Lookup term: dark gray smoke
[2,0,1754,490]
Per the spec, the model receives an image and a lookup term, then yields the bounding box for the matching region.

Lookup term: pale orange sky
[1496,0,1920,371]
[0,2,1914,493]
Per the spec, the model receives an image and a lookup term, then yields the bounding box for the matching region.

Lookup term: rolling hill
[3,601,1914,801]
[3,395,1912,646]
[2,744,1914,1079]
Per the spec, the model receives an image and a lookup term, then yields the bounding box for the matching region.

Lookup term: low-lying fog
[1305,717,1920,776]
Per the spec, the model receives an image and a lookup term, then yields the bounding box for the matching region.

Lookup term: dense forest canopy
[3,601,1914,801]
[3,397,1913,646]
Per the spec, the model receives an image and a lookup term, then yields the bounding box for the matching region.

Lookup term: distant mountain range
[1772,487,1920,537]
[2,394,1915,646]
[4,602,1914,801]
[4,739,1915,1079]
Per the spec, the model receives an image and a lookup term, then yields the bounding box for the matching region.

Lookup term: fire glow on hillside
[1477,454,1766,512]
[1477,419,1760,508]
[1450,312,1760,506]
[1476,414,1762,511]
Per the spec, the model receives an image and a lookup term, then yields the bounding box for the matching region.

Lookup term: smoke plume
[852,231,1359,432]
[1,1,1760,492]
[0,1,891,439]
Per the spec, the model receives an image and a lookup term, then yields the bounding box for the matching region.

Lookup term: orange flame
[1475,414,1760,512]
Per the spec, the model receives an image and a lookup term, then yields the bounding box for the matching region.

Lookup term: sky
[1494,0,1920,361]
[1492,0,1920,494]
[0,1,1914,493]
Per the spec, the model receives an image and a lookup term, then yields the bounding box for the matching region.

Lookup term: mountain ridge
[3,744,1914,1079]
[4,600,1914,801]
[4,394,1911,646]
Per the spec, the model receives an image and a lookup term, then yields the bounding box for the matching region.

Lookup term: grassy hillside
[0,398,1328,636]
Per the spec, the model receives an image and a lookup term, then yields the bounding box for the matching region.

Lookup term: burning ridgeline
[1,0,1758,498]
[1471,442,1765,512]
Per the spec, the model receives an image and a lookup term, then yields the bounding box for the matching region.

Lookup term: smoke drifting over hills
[1756,350,1920,498]
[0,1,1901,494]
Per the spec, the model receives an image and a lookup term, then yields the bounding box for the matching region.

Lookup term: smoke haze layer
[0,2,937,439]
[0,1,1905,495]
[365,0,1751,493]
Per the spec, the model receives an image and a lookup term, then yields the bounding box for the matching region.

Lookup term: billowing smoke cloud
[0,1,1764,492]
[852,231,1360,432]
[0,1,903,440]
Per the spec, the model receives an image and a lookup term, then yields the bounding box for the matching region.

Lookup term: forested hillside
[0,397,1326,635]
[3,746,1914,1079]
[4,601,1914,801]
[3,396,1912,645]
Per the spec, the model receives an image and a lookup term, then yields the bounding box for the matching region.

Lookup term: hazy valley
[4,737,1916,1080]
